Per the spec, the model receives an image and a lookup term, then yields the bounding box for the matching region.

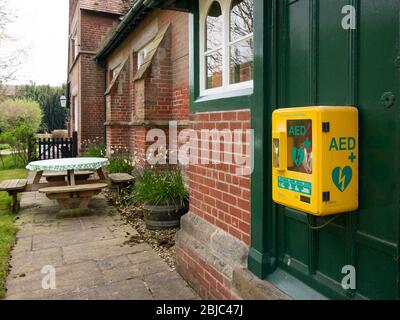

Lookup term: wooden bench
[43,170,94,183]
[39,183,108,211]
[0,179,28,212]
[108,173,134,193]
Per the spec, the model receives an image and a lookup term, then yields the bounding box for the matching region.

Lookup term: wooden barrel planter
[143,201,189,230]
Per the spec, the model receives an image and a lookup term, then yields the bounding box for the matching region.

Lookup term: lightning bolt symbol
[338,170,346,191]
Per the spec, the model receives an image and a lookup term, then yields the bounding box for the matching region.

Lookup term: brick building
[72,0,400,300]
[91,0,252,300]
[67,0,132,147]
[94,3,189,159]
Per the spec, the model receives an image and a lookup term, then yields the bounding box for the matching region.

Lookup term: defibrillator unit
[272,106,358,216]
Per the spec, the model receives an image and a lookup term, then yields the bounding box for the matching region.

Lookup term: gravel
[105,191,179,270]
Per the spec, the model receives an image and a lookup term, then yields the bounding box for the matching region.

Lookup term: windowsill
[191,87,253,112]
[195,87,253,103]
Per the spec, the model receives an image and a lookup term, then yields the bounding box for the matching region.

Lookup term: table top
[26,158,110,172]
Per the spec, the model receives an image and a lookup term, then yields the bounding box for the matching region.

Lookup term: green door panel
[317,0,349,103]
[284,0,311,106]
[285,215,309,265]
[357,0,399,242]
[317,227,346,283]
[276,0,400,299]
[357,245,398,300]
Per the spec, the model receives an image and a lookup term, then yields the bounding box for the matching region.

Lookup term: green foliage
[82,139,106,158]
[16,83,67,132]
[108,156,134,174]
[0,144,10,151]
[0,154,25,170]
[132,169,188,206]
[0,99,43,166]
[82,140,134,174]
[0,169,27,298]
[0,99,42,132]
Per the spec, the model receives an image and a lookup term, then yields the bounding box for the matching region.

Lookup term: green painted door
[275,0,399,299]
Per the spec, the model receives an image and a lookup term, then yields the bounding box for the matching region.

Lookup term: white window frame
[70,29,79,62]
[137,46,148,68]
[200,0,254,97]
[73,95,79,132]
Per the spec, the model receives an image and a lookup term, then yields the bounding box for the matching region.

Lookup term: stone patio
[5,192,199,300]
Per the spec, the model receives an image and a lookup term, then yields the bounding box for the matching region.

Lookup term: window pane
[206,50,223,89]
[273,139,280,168]
[230,0,254,41]
[287,120,313,174]
[230,38,253,84]
[206,1,223,51]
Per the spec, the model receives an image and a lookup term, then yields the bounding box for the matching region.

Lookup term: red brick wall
[189,110,251,245]
[105,9,189,159]
[176,109,251,301]
[144,27,173,121]
[107,62,131,123]
[80,54,106,143]
[106,125,131,153]
[77,10,121,146]
[81,10,121,52]
[176,245,235,300]
[159,10,189,120]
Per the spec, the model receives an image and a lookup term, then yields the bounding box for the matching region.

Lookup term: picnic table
[25,158,110,213]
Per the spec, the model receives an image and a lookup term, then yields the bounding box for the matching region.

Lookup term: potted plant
[133,168,189,230]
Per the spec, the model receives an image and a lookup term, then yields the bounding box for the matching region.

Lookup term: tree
[0,99,43,166]
[0,0,23,97]
[16,83,68,132]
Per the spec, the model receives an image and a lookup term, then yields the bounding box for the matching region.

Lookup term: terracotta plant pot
[143,200,189,230]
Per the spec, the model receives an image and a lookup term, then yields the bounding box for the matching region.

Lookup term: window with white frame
[73,95,79,132]
[200,0,254,95]
[137,47,148,68]
[70,30,79,62]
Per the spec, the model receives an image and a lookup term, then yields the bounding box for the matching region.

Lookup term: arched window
[229,0,254,84]
[205,1,223,89]
[200,0,254,95]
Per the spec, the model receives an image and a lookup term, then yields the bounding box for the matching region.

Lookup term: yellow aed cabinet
[272,106,359,216]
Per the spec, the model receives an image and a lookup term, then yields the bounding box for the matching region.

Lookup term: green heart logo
[332,166,353,192]
[291,147,305,167]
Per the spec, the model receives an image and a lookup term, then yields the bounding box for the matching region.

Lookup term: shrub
[82,140,134,174]
[0,99,42,132]
[0,99,43,166]
[132,168,188,206]
[82,139,106,158]
[108,156,134,174]
[0,144,10,150]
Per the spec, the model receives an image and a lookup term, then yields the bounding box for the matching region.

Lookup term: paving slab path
[5,192,199,300]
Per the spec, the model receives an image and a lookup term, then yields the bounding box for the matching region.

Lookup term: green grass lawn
[0,169,27,299]
[0,155,25,171]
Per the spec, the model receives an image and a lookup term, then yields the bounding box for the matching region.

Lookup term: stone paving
[5,192,199,300]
